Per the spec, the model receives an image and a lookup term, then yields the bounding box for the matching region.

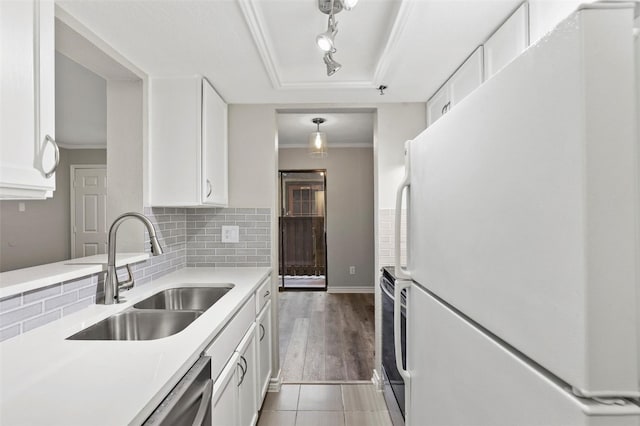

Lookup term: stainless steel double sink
[67,285,234,341]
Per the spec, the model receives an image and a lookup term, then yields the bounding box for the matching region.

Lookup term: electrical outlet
[221,225,240,243]
[349,266,356,275]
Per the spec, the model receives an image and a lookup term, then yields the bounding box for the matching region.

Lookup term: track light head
[316,27,337,52]
[323,52,342,76]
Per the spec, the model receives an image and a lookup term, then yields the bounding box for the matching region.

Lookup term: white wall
[107,80,145,251]
[279,147,374,289]
[55,53,107,147]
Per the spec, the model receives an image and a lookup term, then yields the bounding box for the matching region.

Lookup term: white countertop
[0,253,150,299]
[0,267,271,426]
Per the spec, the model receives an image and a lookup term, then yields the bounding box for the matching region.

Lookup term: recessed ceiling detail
[238,0,413,90]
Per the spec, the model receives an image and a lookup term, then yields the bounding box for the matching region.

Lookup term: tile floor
[257,384,392,426]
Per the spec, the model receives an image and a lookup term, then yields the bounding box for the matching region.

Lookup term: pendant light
[309,118,328,158]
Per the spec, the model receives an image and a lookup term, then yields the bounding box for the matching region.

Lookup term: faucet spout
[102,212,163,305]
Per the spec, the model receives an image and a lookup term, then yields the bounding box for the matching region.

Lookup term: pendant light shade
[309,118,328,158]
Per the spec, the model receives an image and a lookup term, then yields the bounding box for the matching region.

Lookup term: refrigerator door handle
[395,141,412,280]
[395,280,412,383]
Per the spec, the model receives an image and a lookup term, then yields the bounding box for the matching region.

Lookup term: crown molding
[239,0,412,90]
[237,0,283,89]
[372,0,415,87]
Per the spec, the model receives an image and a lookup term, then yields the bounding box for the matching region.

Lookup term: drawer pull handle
[264,290,270,298]
[259,323,266,341]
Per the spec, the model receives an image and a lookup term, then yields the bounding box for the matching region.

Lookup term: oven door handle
[394,279,412,383]
[380,280,407,310]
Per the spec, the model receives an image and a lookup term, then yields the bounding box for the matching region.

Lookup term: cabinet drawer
[206,294,255,381]
[255,277,271,315]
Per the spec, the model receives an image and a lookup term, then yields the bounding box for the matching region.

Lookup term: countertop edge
[0,253,151,299]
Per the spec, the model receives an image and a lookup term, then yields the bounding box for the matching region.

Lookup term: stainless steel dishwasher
[143,356,213,426]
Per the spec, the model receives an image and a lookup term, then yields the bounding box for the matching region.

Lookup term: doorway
[70,165,107,258]
[279,170,327,290]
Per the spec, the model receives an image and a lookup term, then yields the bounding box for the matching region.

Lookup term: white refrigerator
[393,3,640,425]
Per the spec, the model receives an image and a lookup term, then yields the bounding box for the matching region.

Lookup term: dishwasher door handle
[191,379,213,426]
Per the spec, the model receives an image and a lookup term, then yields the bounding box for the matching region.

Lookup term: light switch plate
[221,225,240,243]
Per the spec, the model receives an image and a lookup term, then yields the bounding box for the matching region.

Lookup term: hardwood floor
[278,291,375,382]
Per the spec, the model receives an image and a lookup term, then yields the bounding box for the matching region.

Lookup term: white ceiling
[56,0,523,104]
[278,111,374,147]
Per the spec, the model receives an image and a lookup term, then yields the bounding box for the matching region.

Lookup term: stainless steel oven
[380,266,406,426]
[143,356,213,426]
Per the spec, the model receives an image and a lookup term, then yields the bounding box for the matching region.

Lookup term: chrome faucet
[102,212,164,304]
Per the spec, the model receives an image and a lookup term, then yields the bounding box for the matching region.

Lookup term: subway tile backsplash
[0,206,272,341]
[185,208,271,268]
[378,209,406,269]
[0,275,98,342]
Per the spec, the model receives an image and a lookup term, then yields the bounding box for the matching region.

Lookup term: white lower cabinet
[207,280,273,426]
[210,322,258,426]
[212,351,240,426]
[237,324,258,426]
[256,300,272,403]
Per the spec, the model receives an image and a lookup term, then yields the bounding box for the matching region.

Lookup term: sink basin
[133,285,234,311]
[67,310,201,341]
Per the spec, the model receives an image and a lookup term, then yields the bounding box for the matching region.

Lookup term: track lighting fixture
[323,52,342,76]
[316,16,337,52]
[315,0,357,76]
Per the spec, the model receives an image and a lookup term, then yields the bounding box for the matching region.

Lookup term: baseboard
[268,369,282,392]
[371,368,383,390]
[327,286,375,294]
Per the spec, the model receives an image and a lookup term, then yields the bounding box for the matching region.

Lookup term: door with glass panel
[279,170,327,290]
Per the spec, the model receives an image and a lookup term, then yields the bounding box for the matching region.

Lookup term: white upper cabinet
[484,3,530,80]
[426,47,484,127]
[1,0,57,199]
[426,85,450,127]
[150,76,228,207]
[202,79,228,206]
[449,46,484,106]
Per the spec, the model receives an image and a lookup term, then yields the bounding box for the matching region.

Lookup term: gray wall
[55,53,107,147]
[0,149,107,272]
[279,147,374,289]
[107,80,145,252]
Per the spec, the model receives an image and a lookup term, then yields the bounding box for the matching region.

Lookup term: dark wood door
[279,216,325,276]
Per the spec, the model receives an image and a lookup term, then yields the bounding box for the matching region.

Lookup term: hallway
[278,291,375,382]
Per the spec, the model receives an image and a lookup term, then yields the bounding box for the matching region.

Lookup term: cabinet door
[237,323,258,426]
[149,77,201,206]
[484,3,529,80]
[0,0,56,199]
[426,85,450,127]
[202,79,228,206]
[256,301,272,405]
[449,46,484,106]
[212,351,240,426]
